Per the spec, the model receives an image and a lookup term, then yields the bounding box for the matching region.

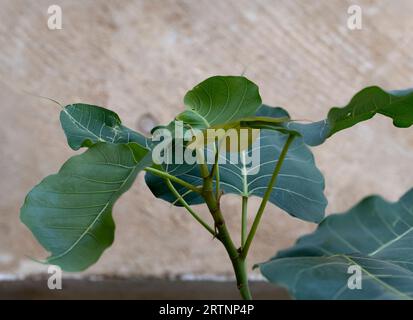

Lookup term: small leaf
[20,142,152,271]
[60,104,148,150]
[259,188,413,299]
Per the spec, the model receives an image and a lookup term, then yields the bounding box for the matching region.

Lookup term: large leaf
[181,76,262,129]
[269,86,413,146]
[260,188,413,299]
[146,129,327,223]
[60,103,148,150]
[21,142,152,271]
[177,76,299,149]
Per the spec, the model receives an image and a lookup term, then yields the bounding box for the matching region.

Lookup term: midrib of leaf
[240,150,248,196]
[342,255,413,300]
[368,227,413,257]
[63,106,105,142]
[47,159,137,263]
[289,255,413,300]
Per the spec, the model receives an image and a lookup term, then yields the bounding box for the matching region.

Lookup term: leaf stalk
[240,134,295,259]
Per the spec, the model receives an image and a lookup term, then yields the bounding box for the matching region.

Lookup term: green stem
[165,179,215,236]
[216,217,251,300]
[240,134,295,259]
[145,167,201,193]
[215,164,220,200]
[202,175,252,300]
[232,257,251,300]
[197,149,210,179]
[241,196,248,247]
[214,144,221,200]
[209,139,221,199]
[219,224,251,299]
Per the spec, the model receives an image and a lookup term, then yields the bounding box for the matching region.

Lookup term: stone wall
[0,0,412,278]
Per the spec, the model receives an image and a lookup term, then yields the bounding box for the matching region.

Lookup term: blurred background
[0,0,412,298]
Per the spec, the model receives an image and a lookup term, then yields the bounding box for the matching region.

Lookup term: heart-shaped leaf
[146,129,327,223]
[266,86,413,146]
[181,76,262,129]
[60,103,148,150]
[20,142,152,271]
[259,188,413,299]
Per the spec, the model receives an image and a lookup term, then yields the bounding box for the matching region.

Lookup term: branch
[209,139,221,199]
[240,134,295,259]
[165,179,215,236]
[145,167,201,194]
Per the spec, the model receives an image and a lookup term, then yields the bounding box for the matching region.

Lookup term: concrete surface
[0,0,412,282]
[0,277,289,299]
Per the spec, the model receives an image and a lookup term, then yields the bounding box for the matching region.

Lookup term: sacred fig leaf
[179,76,298,149]
[20,142,152,271]
[181,76,262,129]
[278,86,413,146]
[145,129,327,223]
[60,103,148,150]
[151,77,299,163]
[259,188,413,300]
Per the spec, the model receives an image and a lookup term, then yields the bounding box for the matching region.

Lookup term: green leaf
[266,86,413,146]
[60,103,148,150]
[20,142,152,271]
[150,77,296,169]
[180,75,262,129]
[145,129,327,223]
[259,188,413,299]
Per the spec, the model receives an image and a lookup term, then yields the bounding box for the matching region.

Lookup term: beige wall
[0,0,412,278]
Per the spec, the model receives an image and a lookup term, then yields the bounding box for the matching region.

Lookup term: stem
[215,163,220,200]
[171,189,193,205]
[145,167,201,193]
[213,140,221,200]
[216,219,251,299]
[165,179,215,236]
[202,174,252,299]
[196,149,210,179]
[241,196,248,247]
[241,134,295,259]
[232,257,252,300]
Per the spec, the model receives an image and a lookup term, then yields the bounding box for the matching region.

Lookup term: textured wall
[0,0,412,278]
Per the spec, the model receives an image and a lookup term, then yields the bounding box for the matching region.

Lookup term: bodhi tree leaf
[177,76,297,147]
[180,75,262,130]
[150,77,297,169]
[20,142,152,271]
[60,103,148,150]
[263,86,413,146]
[154,76,264,151]
[259,188,413,299]
[145,129,327,223]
